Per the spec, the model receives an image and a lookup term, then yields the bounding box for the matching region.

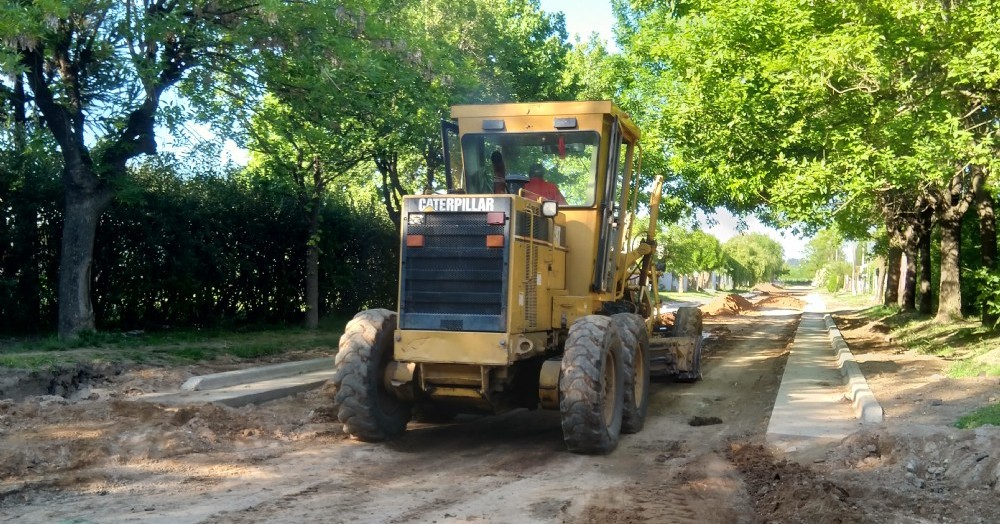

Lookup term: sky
[538,0,810,259]
[538,0,618,47]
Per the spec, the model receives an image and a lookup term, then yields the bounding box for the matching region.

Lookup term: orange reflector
[486,212,506,225]
[406,234,425,247]
[486,234,504,248]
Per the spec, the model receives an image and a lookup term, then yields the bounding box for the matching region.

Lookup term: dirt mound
[700,294,754,316]
[753,282,785,293]
[730,442,864,523]
[755,294,806,310]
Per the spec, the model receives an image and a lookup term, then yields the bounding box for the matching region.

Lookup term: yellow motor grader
[332,101,703,454]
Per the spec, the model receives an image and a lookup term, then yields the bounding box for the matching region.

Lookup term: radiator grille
[400,212,508,332]
[521,208,539,328]
[515,212,550,241]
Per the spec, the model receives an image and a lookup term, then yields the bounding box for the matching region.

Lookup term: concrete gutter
[766,308,860,448]
[824,314,884,424]
[181,357,334,391]
[142,369,334,407]
[133,357,336,408]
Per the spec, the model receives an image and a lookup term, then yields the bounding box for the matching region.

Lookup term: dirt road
[1,311,797,523]
[4,297,1000,523]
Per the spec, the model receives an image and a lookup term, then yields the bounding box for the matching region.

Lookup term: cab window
[460,131,601,206]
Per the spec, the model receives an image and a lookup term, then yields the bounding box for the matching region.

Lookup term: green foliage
[816,260,852,293]
[660,225,724,275]
[722,233,784,288]
[956,403,1000,429]
[615,0,1000,235]
[0,135,63,331]
[803,229,845,274]
[972,267,1000,329]
[0,156,396,334]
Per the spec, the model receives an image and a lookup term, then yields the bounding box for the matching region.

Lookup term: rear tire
[612,313,650,434]
[674,307,704,383]
[559,315,625,454]
[332,309,412,441]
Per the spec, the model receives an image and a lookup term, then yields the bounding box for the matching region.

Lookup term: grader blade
[649,335,703,381]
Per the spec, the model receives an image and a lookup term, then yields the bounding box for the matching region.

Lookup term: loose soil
[700,293,754,316]
[1,293,998,523]
[753,283,786,293]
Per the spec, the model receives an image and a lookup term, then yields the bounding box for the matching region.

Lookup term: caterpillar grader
[331,101,704,454]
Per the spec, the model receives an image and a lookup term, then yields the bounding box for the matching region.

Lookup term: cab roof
[450,101,640,140]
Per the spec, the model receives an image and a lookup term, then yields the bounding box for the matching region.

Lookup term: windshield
[460,131,600,206]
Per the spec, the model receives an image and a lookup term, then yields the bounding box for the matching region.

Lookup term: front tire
[559,315,625,454]
[332,309,412,441]
[612,313,650,434]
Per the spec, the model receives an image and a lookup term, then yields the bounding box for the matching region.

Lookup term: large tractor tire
[559,315,625,454]
[332,309,412,441]
[611,313,650,434]
[674,306,704,383]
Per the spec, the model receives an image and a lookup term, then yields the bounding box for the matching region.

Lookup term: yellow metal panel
[426,386,486,402]
[450,101,640,140]
[562,209,603,298]
[452,101,612,118]
[420,363,484,387]
[509,197,566,335]
[552,295,599,329]
[396,330,509,365]
[456,114,605,137]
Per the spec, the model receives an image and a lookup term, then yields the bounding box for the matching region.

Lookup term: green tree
[236,0,574,327]
[660,225,724,289]
[614,0,1000,322]
[802,228,844,278]
[722,233,784,288]
[368,0,575,223]
[0,0,268,337]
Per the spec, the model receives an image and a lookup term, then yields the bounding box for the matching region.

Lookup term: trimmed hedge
[0,160,397,334]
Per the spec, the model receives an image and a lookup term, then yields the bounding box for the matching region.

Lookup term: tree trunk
[305,246,320,329]
[918,225,933,315]
[305,198,321,330]
[884,246,902,306]
[936,216,963,321]
[874,260,886,304]
[304,158,325,330]
[58,182,113,337]
[375,151,407,229]
[976,183,997,326]
[898,205,926,310]
[900,249,917,310]
[932,169,983,321]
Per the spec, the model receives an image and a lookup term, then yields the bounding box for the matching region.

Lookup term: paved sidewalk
[766,294,861,450]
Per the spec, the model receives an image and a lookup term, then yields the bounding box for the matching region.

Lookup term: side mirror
[541,200,559,217]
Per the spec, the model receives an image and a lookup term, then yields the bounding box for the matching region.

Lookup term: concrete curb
[823,314,884,424]
[145,369,334,407]
[181,357,334,391]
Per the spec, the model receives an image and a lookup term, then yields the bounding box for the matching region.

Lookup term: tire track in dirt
[2,311,801,524]
[574,312,799,524]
